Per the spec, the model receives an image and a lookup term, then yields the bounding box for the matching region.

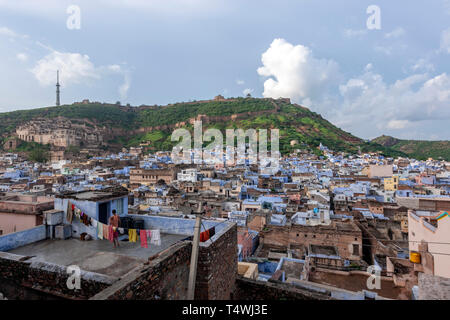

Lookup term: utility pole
[187,214,202,300]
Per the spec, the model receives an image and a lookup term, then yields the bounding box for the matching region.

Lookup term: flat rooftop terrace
[8,233,187,278]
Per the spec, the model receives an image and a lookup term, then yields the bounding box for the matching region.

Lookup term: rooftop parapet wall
[91,219,238,300]
[0,251,115,300]
[0,225,46,252]
[91,242,191,300]
[233,276,332,300]
[127,214,231,236]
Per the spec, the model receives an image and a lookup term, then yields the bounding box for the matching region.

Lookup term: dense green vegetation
[136,98,275,127]
[372,135,450,160]
[0,103,138,133]
[0,98,447,159]
[13,141,50,162]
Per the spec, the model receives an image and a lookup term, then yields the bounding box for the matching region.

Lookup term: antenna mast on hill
[56,70,61,106]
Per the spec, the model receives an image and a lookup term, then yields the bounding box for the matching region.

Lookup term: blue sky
[1,0,450,140]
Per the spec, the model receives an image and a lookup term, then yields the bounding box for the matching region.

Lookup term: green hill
[0,98,428,159]
[372,135,450,161]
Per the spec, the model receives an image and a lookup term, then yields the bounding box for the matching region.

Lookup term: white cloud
[333,70,450,136]
[374,45,393,55]
[444,0,450,15]
[119,72,131,100]
[411,58,435,73]
[30,50,132,100]
[30,51,99,86]
[257,38,340,102]
[0,26,28,39]
[343,29,367,38]
[236,79,245,85]
[386,120,410,129]
[108,64,122,72]
[16,53,28,62]
[257,39,450,139]
[440,27,450,53]
[385,27,405,39]
[243,88,253,96]
[106,64,132,100]
[0,26,18,37]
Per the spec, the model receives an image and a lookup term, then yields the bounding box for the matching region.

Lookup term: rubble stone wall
[0,251,115,300]
[233,276,331,300]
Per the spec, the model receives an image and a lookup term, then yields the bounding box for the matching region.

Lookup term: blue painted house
[55,186,129,239]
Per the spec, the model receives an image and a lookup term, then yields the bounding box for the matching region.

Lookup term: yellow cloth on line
[128,229,137,242]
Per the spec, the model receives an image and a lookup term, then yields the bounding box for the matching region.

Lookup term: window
[352,244,359,256]
[116,198,124,214]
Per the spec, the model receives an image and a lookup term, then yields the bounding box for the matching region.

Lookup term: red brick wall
[195,223,238,300]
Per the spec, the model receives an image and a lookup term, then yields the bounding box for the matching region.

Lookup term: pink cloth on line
[108,225,114,242]
[140,230,148,248]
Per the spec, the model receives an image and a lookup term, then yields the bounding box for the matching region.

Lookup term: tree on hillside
[29,147,49,163]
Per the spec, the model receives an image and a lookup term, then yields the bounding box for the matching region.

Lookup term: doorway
[98,202,109,224]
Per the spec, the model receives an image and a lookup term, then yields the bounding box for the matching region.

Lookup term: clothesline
[66,201,161,247]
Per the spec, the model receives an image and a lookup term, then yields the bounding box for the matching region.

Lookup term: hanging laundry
[208,226,215,238]
[128,229,137,242]
[200,231,205,242]
[67,201,74,224]
[150,229,161,246]
[103,224,109,240]
[108,225,114,242]
[97,222,103,240]
[140,230,148,248]
[74,208,80,220]
[81,213,87,226]
[118,228,124,235]
[200,229,210,242]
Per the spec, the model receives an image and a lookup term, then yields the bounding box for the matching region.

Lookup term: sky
[0,0,450,141]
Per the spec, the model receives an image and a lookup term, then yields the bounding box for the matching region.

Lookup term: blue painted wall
[127,214,230,238]
[0,225,46,252]
[55,196,128,240]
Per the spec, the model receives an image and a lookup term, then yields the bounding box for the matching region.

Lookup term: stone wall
[233,276,331,300]
[418,272,450,300]
[92,242,191,300]
[0,251,115,300]
[261,223,363,261]
[195,222,238,300]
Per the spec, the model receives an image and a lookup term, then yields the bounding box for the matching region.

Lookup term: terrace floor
[8,233,187,278]
[309,270,411,300]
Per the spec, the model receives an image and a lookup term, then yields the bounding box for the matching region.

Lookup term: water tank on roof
[410,251,421,264]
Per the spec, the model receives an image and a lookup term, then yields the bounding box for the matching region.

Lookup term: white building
[177,169,198,182]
